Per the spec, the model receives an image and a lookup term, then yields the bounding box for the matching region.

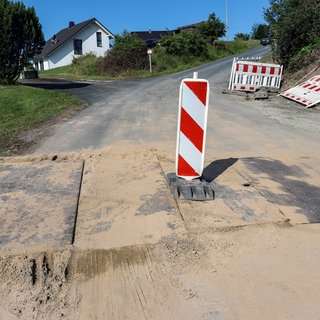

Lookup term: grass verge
[0,85,81,155]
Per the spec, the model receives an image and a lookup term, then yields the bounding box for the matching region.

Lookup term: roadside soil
[281,48,320,90]
[0,102,87,156]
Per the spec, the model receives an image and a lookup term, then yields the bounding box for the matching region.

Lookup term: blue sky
[18,0,270,40]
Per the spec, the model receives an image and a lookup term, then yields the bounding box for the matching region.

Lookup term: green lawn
[0,85,81,154]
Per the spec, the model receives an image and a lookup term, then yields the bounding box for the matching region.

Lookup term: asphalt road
[32,46,288,154]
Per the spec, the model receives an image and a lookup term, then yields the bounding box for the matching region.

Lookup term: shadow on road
[19,78,92,90]
[242,157,320,223]
[202,158,238,182]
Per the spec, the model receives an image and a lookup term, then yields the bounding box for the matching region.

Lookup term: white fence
[280,75,320,108]
[229,58,283,92]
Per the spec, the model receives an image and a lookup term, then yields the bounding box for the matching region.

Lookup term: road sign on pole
[176,72,209,180]
[147,49,152,73]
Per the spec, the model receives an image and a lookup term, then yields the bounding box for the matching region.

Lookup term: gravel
[252,93,320,134]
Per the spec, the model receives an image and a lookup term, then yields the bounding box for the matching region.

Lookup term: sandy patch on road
[1,147,320,319]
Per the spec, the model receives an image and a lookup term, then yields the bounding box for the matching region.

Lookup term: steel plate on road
[0,159,84,254]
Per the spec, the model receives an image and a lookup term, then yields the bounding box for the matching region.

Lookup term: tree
[198,13,226,43]
[98,31,148,75]
[113,30,146,52]
[264,0,320,67]
[251,23,270,39]
[0,0,45,83]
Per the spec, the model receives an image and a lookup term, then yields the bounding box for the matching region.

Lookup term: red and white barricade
[229,58,283,92]
[176,72,209,180]
[280,75,320,108]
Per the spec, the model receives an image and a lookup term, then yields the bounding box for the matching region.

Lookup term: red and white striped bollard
[176,72,210,180]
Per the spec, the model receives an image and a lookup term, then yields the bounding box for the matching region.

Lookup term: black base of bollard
[167,173,215,201]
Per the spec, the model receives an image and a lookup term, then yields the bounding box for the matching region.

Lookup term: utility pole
[226,0,229,41]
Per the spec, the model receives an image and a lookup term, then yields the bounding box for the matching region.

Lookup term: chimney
[69,21,75,28]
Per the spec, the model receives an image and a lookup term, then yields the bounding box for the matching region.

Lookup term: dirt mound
[281,48,320,91]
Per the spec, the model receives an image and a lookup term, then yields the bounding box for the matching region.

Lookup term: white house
[33,18,115,71]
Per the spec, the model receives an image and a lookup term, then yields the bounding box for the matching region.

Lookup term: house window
[96,32,102,47]
[74,39,82,55]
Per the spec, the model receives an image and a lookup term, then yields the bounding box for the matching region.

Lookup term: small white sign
[147,49,152,55]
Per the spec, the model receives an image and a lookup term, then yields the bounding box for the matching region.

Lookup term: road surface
[32,46,277,153]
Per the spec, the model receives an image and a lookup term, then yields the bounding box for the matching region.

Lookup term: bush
[287,42,320,71]
[98,46,148,76]
[160,32,209,58]
[97,31,148,76]
[234,33,250,41]
[151,46,179,72]
[0,78,13,85]
[72,53,99,76]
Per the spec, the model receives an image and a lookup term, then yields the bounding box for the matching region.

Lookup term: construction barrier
[229,58,283,92]
[176,72,209,180]
[280,75,320,108]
